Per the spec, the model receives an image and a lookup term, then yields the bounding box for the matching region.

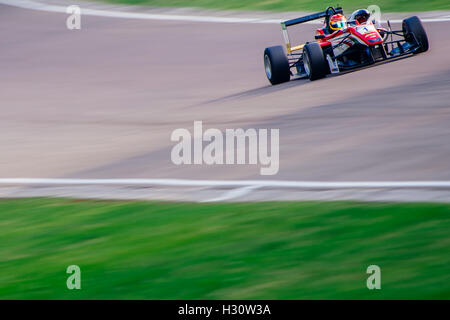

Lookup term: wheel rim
[304,54,310,76]
[264,54,272,79]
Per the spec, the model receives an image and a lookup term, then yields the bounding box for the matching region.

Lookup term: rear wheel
[402,16,429,53]
[263,46,290,85]
[303,43,328,81]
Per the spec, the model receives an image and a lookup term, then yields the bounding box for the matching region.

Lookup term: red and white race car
[263,6,429,84]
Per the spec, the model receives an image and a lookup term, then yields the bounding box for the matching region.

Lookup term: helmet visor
[331,21,346,29]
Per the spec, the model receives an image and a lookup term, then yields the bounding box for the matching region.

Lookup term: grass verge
[99,0,450,13]
[0,198,449,299]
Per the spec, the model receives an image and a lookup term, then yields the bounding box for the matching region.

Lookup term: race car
[263,6,429,84]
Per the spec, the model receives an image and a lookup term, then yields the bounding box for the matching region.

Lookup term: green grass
[99,0,450,13]
[0,198,449,299]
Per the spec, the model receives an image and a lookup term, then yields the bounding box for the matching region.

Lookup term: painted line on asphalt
[2,0,450,24]
[202,186,261,202]
[1,178,450,189]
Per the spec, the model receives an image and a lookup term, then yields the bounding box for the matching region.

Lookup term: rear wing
[281,7,343,54]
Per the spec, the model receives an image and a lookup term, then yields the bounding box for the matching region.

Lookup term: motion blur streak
[2,0,450,23]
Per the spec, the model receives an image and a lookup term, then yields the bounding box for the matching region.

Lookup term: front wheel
[402,16,429,53]
[303,42,328,81]
[263,46,290,85]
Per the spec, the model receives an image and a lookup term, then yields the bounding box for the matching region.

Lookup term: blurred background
[103,0,450,12]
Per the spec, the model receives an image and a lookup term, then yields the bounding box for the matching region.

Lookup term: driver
[329,14,348,31]
[349,9,371,24]
[322,13,347,35]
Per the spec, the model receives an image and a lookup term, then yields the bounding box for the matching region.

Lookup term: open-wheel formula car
[263,6,429,84]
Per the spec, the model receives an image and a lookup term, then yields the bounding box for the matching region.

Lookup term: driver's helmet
[350,9,371,24]
[329,14,347,31]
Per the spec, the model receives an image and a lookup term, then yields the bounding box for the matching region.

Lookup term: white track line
[1,178,450,189]
[2,0,450,24]
[202,186,261,202]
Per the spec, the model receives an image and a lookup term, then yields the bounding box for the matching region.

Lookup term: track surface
[1,4,450,189]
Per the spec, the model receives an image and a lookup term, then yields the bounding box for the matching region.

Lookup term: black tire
[402,16,429,53]
[263,46,290,85]
[302,42,328,81]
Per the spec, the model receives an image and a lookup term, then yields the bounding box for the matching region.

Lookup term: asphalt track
[1,2,450,201]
